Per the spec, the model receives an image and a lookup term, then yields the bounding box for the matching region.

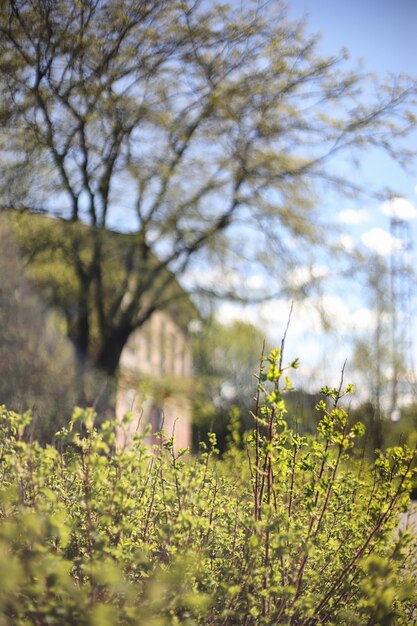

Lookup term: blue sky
[289,0,417,199]
[289,0,417,76]
[287,1,417,306]
[215,0,417,400]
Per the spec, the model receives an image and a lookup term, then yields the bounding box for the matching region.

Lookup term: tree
[351,256,390,449]
[192,318,265,449]
[0,0,416,398]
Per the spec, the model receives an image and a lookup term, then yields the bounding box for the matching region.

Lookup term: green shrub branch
[0,352,416,625]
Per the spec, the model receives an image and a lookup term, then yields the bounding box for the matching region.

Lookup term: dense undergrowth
[0,350,416,625]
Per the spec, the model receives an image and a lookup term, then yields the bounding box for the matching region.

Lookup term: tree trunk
[95,325,132,378]
[74,345,88,406]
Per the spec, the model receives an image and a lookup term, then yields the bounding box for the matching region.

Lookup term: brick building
[116,308,195,450]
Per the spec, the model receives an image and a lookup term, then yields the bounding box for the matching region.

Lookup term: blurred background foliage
[0,219,77,441]
[1,213,417,452]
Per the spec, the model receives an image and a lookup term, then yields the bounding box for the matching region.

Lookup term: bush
[0,350,416,625]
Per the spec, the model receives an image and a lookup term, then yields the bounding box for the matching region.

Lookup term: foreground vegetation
[0,351,416,625]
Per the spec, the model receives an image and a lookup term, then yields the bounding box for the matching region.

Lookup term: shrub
[0,351,416,625]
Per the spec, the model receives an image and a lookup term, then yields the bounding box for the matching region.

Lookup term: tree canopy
[1,0,416,388]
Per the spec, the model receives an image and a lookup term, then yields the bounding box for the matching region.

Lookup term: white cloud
[181,267,269,294]
[338,234,354,252]
[338,208,369,225]
[181,267,241,291]
[251,295,373,341]
[217,296,374,343]
[245,274,267,290]
[297,296,373,334]
[349,306,374,332]
[287,264,329,289]
[216,301,259,326]
[380,197,417,221]
[361,227,403,256]
[215,296,376,393]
